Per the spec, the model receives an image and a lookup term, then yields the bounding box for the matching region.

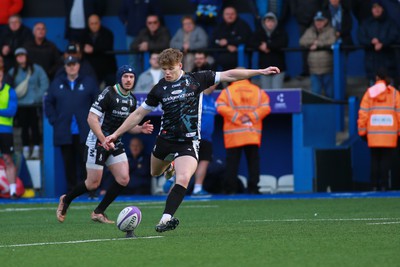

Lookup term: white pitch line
[0,236,164,248]
[244,217,400,223]
[367,221,400,225]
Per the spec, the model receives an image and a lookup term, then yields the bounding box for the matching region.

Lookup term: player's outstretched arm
[219,66,280,83]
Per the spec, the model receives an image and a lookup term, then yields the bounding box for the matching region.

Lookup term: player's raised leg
[155,155,198,232]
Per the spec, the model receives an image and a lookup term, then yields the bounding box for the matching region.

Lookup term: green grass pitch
[1,197,399,267]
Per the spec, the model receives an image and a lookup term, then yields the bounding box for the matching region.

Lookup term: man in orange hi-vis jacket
[216,78,271,194]
[358,70,400,191]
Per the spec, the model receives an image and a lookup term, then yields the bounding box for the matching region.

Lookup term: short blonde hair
[158,48,183,67]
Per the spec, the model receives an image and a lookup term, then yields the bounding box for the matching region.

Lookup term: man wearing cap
[300,11,336,98]
[45,55,99,194]
[55,65,154,225]
[54,42,96,80]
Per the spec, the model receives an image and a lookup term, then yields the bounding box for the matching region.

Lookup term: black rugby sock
[164,184,187,216]
[64,181,89,205]
[94,180,125,214]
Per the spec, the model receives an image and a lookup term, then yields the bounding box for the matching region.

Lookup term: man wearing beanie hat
[358,0,398,85]
[56,65,154,226]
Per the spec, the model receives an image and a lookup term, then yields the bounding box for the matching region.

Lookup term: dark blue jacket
[118,0,161,37]
[358,12,399,79]
[44,74,99,146]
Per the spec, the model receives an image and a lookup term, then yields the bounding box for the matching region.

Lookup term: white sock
[9,183,16,195]
[159,214,172,224]
[193,184,202,194]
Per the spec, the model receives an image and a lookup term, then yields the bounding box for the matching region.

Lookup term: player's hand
[261,66,280,75]
[103,135,117,150]
[101,139,115,151]
[141,120,154,134]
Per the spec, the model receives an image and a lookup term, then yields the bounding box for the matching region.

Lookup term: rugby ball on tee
[116,206,142,232]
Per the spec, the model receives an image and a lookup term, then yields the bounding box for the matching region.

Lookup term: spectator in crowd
[134,52,163,93]
[216,72,271,194]
[358,0,399,86]
[0,0,23,32]
[322,0,353,46]
[250,12,288,89]
[358,69,400,191]
[8,48,49,159]
[0,15,33,70]
[0,67,18,199]
[64,0,106,44]
[211,6,252,70]
[126,137,152,195]
[300,11,336,98]
[82,14,117,88]
[170,15,209,72]
[24,22,61,80]
[0,55,13,86]
[191,51,216,72]
[118,0,161,72]
[101,137,152,195]
[131,15,170,74]
[54,42,97,79]
[45,55,99,192]
[379,0,400,87]
[289,0,322,77]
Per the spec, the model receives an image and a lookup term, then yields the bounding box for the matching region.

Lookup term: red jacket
[0,0,23,25]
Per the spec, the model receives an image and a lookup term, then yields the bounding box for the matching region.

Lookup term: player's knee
[176,174,191,188]
[116,176,130,186]
[85,180,101,190]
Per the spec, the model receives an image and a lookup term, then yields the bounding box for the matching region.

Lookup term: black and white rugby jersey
[88,86,137,141]
[143,70,218,142]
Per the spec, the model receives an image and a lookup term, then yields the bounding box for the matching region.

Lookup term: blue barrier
[332,42,345,132]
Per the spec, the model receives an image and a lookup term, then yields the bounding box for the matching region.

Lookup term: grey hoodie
[262,12,278,36]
